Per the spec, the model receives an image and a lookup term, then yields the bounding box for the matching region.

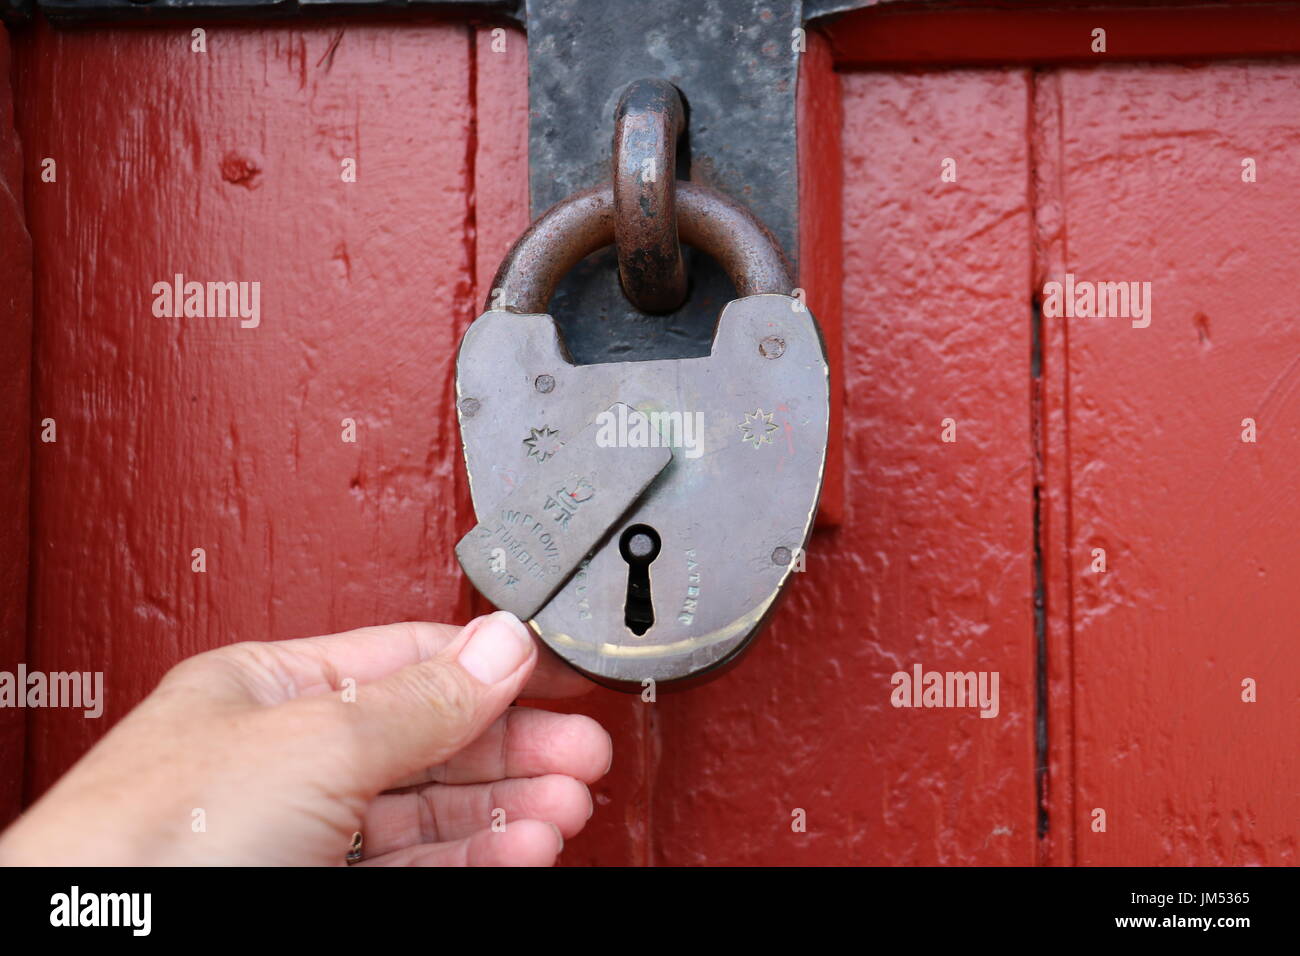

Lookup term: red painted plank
[825,2,1300,68]
[15,21,478,797]
[649,69,1039,865]
[0,24,32,828]
[1045,62,1300,865]
[471,24,529,312]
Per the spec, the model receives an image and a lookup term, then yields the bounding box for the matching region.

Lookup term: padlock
[454,182,828,690]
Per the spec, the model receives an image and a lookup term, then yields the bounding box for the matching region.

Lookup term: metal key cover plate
[456,293,828,689]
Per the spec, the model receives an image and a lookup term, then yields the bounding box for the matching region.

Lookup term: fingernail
[458,611,532,684]
[549,822,565,853]
[586,788,595,820]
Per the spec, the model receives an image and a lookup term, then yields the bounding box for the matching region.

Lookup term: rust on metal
[489,182,792,316]
[612,78,687,314]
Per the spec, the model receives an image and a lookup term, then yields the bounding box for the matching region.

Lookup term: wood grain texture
[1044,62,1300,865]
[0,24,32,828]
[16,21,477,796]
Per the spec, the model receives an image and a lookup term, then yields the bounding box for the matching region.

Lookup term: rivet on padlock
[454,87,828,691]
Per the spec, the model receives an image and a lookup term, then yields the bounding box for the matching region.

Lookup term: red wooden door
[2,7,1296,865]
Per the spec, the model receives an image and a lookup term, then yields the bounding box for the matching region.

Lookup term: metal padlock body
[456,291,828,690]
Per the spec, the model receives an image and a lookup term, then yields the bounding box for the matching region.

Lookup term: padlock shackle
[488,183,793,315]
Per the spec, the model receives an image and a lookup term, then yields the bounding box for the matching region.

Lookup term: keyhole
[619,524,661,636]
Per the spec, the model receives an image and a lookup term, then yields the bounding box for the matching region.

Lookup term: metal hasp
[525,0,803,365]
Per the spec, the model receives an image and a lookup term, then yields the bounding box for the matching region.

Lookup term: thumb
[299,611,539,791]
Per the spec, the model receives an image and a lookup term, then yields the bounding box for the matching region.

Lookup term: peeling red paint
[220,151,263,189]
[1042,62,1300,866]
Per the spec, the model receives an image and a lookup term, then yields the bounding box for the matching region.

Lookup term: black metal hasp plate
[525,0,804,366]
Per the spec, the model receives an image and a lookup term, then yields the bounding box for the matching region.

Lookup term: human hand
[0,612,610,866]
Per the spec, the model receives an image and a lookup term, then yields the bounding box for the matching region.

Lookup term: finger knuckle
[162,641,298,707]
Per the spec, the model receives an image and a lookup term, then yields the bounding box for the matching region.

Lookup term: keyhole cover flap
[455,404,673,621]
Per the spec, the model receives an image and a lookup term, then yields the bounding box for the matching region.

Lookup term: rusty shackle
[489,183,792,316]
[612,79,687,314]
[488,76,793,317]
